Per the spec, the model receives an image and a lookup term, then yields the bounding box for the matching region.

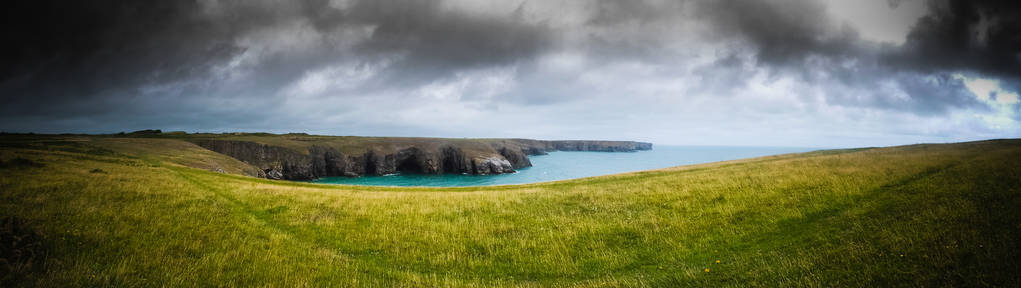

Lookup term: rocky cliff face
[190,138,651,180]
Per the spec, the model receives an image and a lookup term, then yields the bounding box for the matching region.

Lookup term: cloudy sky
[2,0,1019,147]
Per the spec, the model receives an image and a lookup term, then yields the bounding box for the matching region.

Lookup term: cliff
[186,135,651,180]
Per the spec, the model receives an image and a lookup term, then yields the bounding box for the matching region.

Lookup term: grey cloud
[586,0,685,27]
[0,0,557,122]
[692,0,1009,115]
[578,0,1015,115]
[1,1,241,115]
[696,0,863,65]
[0,0,1018,144]
[894,73,983,114]
[347,0,555,89]
[890,0,1021,81]
[685,0,1019,81]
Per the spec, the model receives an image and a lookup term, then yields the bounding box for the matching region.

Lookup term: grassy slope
[149,133,547,156]
[1,137,1019,287]
[116,133,648,158]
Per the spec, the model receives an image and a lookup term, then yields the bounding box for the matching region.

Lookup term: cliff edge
[182,134,651,180]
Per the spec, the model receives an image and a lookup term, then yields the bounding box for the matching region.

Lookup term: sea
[311,145,816,187]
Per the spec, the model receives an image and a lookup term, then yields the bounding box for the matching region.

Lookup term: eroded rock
[190,138,651,180]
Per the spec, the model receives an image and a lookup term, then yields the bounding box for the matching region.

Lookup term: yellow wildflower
[704,268,710,272]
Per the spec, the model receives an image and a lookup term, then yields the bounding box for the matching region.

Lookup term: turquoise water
[312,146,815,187]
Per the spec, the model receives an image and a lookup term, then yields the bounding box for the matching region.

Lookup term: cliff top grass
[0,132,510,155]
[12,131,647,156]
[1,135,1019,287]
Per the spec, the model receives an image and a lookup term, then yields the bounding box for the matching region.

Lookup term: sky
[2,0,1020,148]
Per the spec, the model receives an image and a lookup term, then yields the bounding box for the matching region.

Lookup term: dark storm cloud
[577,0,1017,114]
[682,0,1020,78]
[695,0,863,66]
[0,0,555,126]
[1,0,1018,138]
[891,0,1021,81]
[346,0,554,88]
[1,1,240,116]
[586,0,683,27]
[692,0,1017,114]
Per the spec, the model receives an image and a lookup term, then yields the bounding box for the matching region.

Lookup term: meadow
[1,135,1019,287]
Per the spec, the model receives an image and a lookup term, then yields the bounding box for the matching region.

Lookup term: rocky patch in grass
[0,217,47,285]
[0,158,43,169]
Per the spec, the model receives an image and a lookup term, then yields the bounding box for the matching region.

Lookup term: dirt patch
[0,217,48,285]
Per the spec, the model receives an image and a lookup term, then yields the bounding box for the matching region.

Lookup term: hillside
[1,136,1019,287]
[90,132,652,180]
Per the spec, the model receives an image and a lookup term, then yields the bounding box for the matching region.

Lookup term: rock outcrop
[189,137,651,180]
[474,156,515,175]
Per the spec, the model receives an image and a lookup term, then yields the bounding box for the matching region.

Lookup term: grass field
[1,136,1020,287]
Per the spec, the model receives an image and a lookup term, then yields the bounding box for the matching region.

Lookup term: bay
[312,145,815,187]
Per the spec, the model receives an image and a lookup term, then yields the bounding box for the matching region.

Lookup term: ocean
[311,145,816,187]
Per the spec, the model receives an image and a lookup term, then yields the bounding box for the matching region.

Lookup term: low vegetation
[1,135,1019,287]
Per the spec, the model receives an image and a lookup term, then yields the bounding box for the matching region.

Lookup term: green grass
[124,132,548,156]
[1,136,1019,287]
